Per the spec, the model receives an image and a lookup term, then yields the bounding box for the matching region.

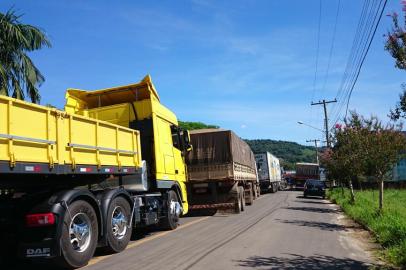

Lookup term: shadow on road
[236,253,373,269]
[294,200,333,205]
[0,258,62,270]
[296,195,324,200]
[276,219,351,232]
[130,226,163,241]
[284,206,338,214]
[185,209,218,217]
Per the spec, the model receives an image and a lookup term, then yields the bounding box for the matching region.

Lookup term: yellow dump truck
[0,76,192,268]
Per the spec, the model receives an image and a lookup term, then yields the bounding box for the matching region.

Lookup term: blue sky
[1,0,405,145]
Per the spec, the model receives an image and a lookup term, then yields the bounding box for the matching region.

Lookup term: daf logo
[26,247,50,257]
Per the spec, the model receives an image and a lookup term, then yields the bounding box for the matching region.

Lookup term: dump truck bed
[0,95,141,174]
[186,129,257,181]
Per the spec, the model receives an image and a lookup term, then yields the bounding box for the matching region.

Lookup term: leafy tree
[385,4,406,120]
[0,9,51,103]
[385,8,406,70]
[361,116,405,211]
[325,112,406,211]
[320,148,347,194]
[325,113,366,203]
[389,84,406,120]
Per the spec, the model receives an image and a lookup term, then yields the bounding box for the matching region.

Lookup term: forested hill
[178,121,219,130]
[245,139,317,170]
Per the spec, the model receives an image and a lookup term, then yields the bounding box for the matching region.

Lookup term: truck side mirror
[183,130,193,152]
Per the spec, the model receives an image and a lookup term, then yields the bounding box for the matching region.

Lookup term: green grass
[328,188,406,267]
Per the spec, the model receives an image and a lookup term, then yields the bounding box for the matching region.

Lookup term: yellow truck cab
[65,75,190,214]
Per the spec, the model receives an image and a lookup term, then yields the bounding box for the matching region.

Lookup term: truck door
[170,125,186,182]
[156,117,176,179]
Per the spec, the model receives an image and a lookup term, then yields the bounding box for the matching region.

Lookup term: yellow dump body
[0,95,141,170]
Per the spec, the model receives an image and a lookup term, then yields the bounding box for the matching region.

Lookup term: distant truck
[255,152,282,193]
[185,129,259,213]
[293,162,320,189]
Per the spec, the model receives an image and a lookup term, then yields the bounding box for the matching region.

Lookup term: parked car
[303,179,326,199]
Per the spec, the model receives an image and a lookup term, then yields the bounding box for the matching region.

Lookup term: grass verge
[328,188,406,267]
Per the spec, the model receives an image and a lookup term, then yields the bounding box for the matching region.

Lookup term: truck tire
[57,200,98,269]
[272,183,277,193]
[239,186,246,212]
[104,197,132,253]
[246,184,254,205]
[160,190,180,230]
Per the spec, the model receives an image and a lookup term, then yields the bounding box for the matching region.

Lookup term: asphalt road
[83,191,376,270]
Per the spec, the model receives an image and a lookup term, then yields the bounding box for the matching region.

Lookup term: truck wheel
[239,186,246,212]
[246,184,254,205]
[57,200,98,269]
[160,190,181,230]
[270,184,275,193]
[105,197,132,253]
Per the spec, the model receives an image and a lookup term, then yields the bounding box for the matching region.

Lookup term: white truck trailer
[255,152,281,193]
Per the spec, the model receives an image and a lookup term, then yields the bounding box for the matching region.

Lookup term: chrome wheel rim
[111,206,128,240]
[169,200,181,221]
[69,213,92,252]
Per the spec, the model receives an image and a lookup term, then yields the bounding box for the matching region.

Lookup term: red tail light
[26,213,55,227]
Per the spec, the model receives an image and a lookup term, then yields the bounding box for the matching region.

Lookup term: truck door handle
[175,170,178,174]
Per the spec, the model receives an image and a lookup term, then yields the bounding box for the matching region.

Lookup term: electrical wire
[343,0,388,119]
[329,0,387,128]
[329,0,371,124]
[321,0,342,95]
[308,0,323,143]
[311,0,323,103]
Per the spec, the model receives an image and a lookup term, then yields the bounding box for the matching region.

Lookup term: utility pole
[306,139,320,165]
[311,99,337,147]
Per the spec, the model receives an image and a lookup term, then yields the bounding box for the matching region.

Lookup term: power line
[341,0,380,118]
[321,0,342,94]
[329,0,372,125]
[311,0,323,103]
[334,0,378,122]
[308,0,323,142]
[329,0,387,127]
[344,0,388,119]
[335,0,386,124]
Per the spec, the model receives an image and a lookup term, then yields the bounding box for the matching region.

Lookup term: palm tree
[0,9,51,103]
